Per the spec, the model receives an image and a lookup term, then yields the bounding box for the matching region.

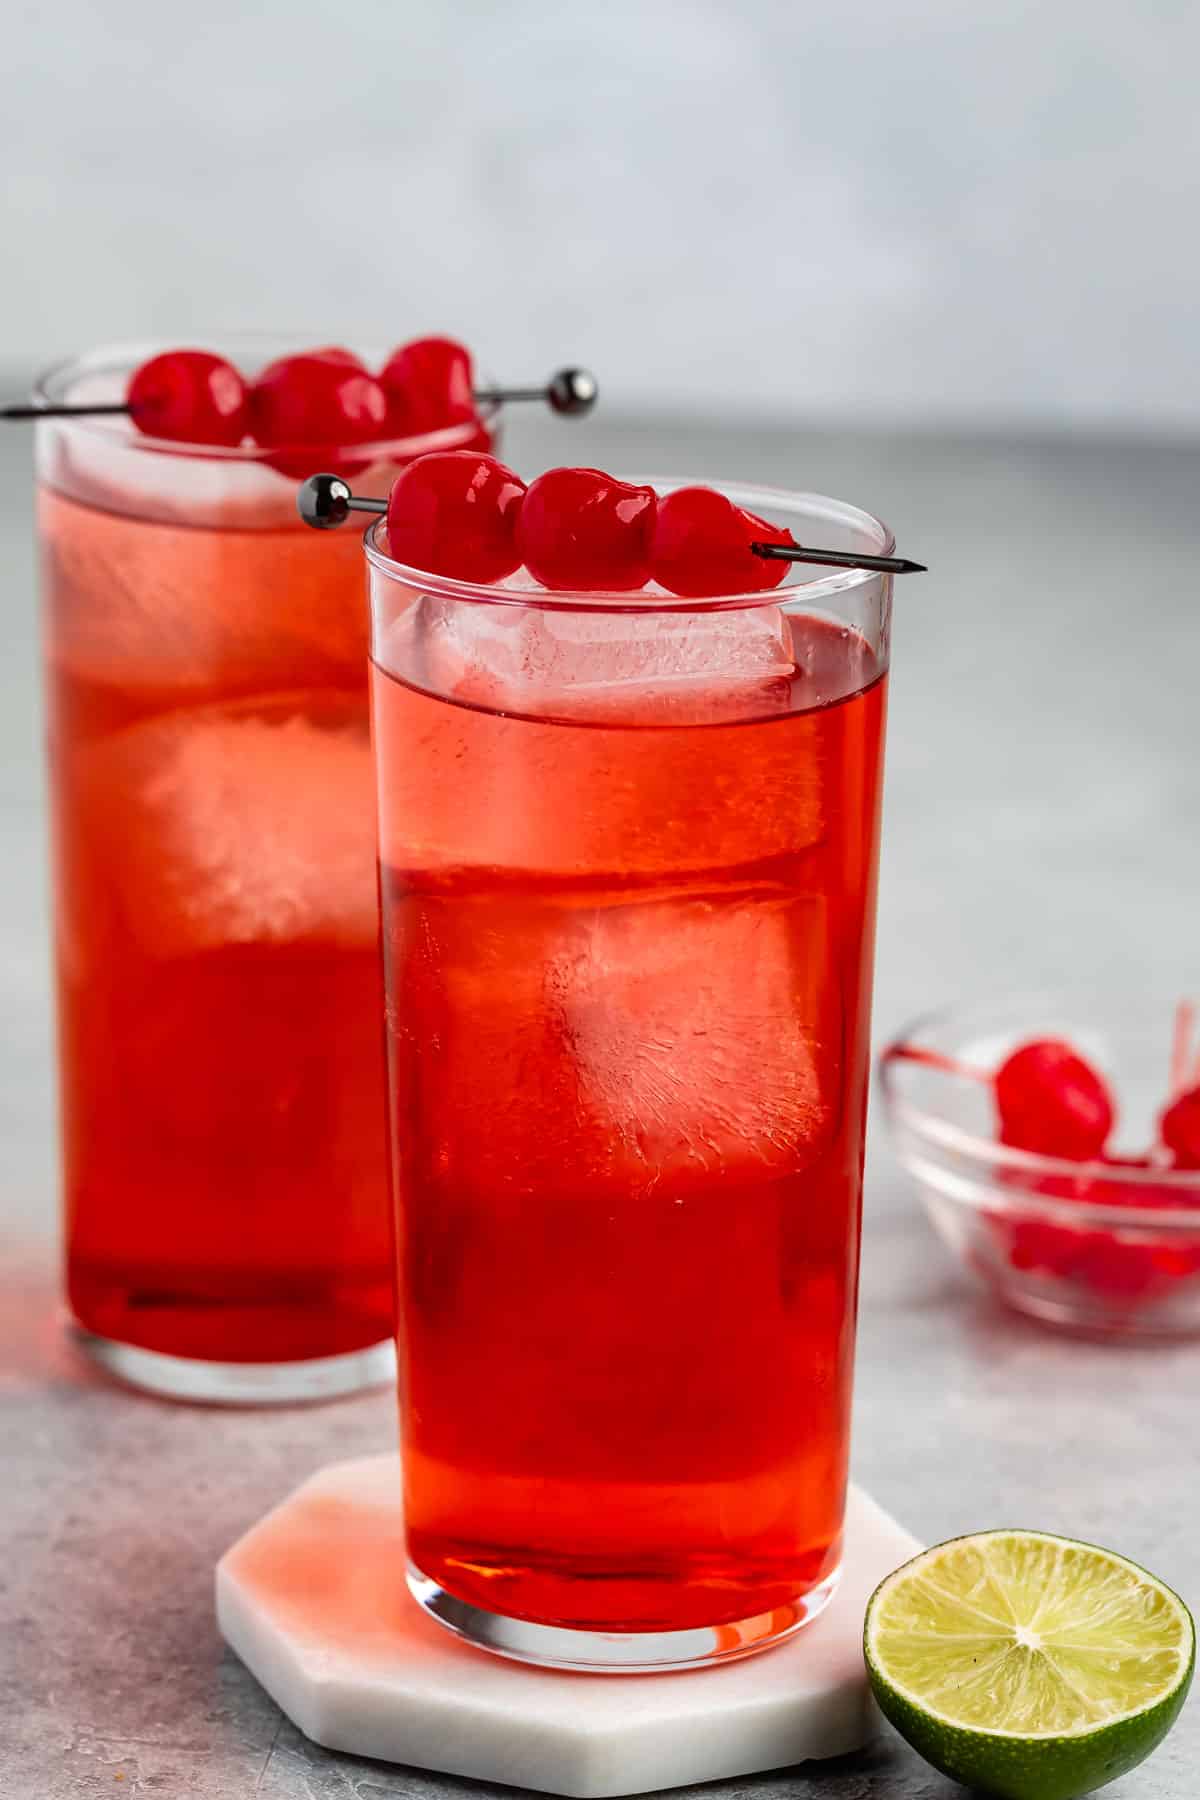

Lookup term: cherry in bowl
[879,994,1200,1340]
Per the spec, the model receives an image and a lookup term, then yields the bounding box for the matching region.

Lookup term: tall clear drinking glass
[36,337,496,1403]
[368,482,892,1670]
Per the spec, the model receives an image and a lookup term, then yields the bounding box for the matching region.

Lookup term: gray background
[4,0,1200,432]
[4,2,1200,1793]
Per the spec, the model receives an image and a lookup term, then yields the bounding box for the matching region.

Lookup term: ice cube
[82,693,378,957]
[372,606,828,885]
[397,596,797,724]
[389,884,839,1203]
[40,490,368,697]
[551,893,836,1187]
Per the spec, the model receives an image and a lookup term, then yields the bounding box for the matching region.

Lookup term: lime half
[865,1529,1194,1800]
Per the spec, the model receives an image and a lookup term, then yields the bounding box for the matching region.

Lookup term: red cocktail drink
[366,478,892,1667]
[36,338,493,1400]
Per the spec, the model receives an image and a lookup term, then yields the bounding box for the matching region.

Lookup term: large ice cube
[394,596,797,724]
[371,614,829,886]
[41,490,367,697]
[388,883,840,1202]
[83,693,377,956]
[550,894,836,1184]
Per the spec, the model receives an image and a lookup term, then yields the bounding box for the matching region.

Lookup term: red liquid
[373,607,887,1632]
[40,484,395,1362]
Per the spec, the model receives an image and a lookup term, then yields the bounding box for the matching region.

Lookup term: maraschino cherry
[381,337,475,435]
[385,452,526,582]
[516,468,656,590]
[126,350,250,445]
[892,1034,1116,1160]
[651,487,793,598]
[251,352,389,475]
[993,1039,1115,1159]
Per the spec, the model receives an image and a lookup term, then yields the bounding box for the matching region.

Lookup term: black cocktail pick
[751,540,925,576]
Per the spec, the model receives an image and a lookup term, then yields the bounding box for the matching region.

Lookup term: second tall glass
[37,337,497,1401]
[368,481,892,1670]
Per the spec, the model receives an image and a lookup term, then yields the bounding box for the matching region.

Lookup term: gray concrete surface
[2,412,1199,1796]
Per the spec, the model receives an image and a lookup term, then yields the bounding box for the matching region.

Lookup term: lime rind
[864,1529,1194,1800]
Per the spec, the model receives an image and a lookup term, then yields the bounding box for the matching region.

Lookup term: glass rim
[32,335,500,464]
[363,477,896,614]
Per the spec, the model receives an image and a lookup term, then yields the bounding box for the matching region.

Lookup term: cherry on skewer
[296,470,927,582]
[1,364,598,426]
[518,468,656,591]
[300,458,527,583]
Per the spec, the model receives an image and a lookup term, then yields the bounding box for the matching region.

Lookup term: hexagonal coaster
[217,1455,918,1799]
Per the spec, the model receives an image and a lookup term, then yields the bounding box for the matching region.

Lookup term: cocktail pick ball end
[546,368,598,416]
[297,473,353,529]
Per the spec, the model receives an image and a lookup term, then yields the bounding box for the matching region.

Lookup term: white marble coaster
[217,1455,918,1798]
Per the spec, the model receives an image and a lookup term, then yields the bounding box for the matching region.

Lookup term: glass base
[70,1321,395,1405]
[406,1560,841,1673]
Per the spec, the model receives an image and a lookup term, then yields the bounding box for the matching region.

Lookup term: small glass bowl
[879,995,1200,1340]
